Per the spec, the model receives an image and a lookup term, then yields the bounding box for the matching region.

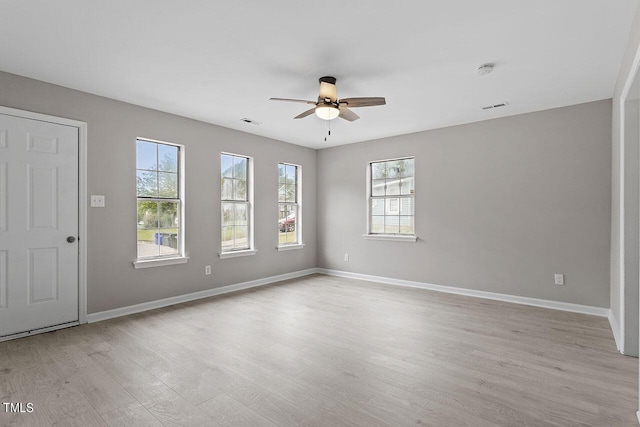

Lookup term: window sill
[133,256,189,269]
[277,243,305,251]
[362,234,418,242]
[219,249,257,259]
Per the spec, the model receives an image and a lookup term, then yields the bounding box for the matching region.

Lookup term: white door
[0,113,79,338]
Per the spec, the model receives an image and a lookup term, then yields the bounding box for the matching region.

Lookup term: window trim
[277,162,302,248]
[133,256,190,269]
[220,152,255,256]
[219,249,257,259]
[362,234,417,242]
[134,137,187,265]
[276,243,306,251]
[365,156,416,239]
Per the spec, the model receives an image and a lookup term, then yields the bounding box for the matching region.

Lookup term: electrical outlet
[205,265,211,276]
[554,274,564,286]
[90,195,105,207]
[344,254,349,262]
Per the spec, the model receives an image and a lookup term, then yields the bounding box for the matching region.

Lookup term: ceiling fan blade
[270,98,316,105]
[294,108,316,119]
[338,107,360,122]
[339,97,386,108]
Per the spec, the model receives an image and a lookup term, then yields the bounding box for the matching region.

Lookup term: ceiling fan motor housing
[318,76,338,103]
[319,76,337,85]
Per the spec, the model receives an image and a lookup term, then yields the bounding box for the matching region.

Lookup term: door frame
[0,105,88,326]
[617,39,640,356]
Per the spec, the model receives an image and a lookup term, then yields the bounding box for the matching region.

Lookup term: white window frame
[277,162,304,251]
[364,156,417,243]
[220,152,256,259]
[134,137,188,269]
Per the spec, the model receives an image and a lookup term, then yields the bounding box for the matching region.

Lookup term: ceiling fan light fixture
[315,104,339,120]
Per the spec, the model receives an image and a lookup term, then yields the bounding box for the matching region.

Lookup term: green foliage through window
[136,139,182,259]
[221,154,251,252]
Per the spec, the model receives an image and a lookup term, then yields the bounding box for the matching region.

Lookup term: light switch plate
[91,195,105,207]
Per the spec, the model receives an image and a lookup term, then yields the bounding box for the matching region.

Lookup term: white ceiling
[0,1,637,149]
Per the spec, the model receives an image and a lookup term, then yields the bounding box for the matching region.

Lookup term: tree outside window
[221,153,250,252]
[136,139,182,259]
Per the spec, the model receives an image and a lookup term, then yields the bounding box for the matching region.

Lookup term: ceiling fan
[270,76,386,122]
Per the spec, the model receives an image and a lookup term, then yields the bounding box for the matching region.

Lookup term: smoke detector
[477,64,494,76]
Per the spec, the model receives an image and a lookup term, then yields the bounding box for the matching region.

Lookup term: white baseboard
[316,268,609,317]
[608,310,623,353]
[637,410,640,425]
[88,267,610,326]
[87,268,317,323]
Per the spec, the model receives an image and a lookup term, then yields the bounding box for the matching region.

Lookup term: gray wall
[318,100,612,308]
[0,70,615,315]
[0,71,317,314]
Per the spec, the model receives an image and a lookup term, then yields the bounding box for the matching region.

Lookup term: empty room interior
[4,1,640,426]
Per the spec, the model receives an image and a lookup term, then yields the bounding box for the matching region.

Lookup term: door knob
[66,236,76,243]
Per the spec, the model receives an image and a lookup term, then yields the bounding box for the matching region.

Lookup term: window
[368,157,415,236]
[221,153,253,253]
[136,138,183,260]
[278,163,301,247]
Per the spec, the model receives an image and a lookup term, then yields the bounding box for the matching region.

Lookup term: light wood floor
[0,274,637,426]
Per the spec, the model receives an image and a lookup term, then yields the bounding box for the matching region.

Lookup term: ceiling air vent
[477,64,494,76]
[240,118,261,126]
[481,102,509,110]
